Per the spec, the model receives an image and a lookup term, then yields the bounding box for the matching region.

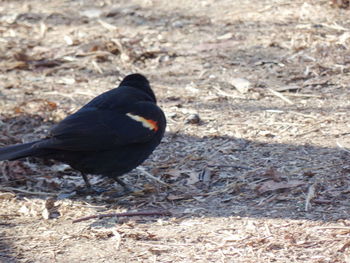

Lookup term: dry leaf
[167,193,193,201]
[186,171,200,185]
[163,169,182,179]
[259,167,284,182]
[5,61,29,70]
[30,59,62,68]
[0,192,16,200]
[42,198,60,220]
[256,180,305,194]
[198,167,211,183]
[19,205,30,215]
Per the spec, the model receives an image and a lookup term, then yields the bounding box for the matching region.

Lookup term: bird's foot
[103,187,134,199]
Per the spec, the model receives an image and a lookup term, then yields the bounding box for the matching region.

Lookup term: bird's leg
[99,176,134,198]
[81,173,92,188]
[113,177,132,193]
[76,173,107,195]
[77,174,132,197]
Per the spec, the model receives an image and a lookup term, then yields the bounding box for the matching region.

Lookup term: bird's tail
[0,141,41,161]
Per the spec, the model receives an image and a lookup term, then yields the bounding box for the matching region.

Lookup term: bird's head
[120,74,156,103]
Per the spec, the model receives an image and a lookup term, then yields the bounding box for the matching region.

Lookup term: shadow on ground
[0,114,349,226]
[0,238,20,263]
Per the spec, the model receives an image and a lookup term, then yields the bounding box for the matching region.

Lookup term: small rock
[229,78,252,94]
[203,62,211,68]
[167,112,177,118]
[172,20,185,28]
[217,32,233,40]
[186,114,201,124]
[80,9,103,18]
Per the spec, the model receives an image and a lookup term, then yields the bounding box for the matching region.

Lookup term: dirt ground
[1,0,350,262]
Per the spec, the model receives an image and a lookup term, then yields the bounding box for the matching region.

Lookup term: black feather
[0,73,166,190]
[0,141,41,161]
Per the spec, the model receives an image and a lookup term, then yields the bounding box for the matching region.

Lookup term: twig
[0,187,56,196]
[208,164,252,170]
[313,199,332,204]
[73,210,171,223]
[98,19,117,31]
[265,109,284,113]
[336,141,350,153]
[283,93,322,98]
[296,128,320,137]
[138,242,188,247]
[258,194,277,206]
[0,214,20,217]
[42,91,77,102]
[136,167,170,186]
[321,23,349,32]
[267,88,294,105]
[212,86,246,99]
[305,183,317,212]
[314,226,350,230]
[91,60,103,74]
[289,111,318,119]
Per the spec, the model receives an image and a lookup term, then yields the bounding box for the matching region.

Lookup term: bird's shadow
[0,111,350,262]
[1,113,349,224]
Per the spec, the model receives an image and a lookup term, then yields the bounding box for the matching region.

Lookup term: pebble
[186,114,201,124]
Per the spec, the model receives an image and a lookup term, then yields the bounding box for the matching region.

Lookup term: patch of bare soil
[1,0,350,262]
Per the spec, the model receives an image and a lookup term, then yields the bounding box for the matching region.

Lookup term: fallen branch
[73,210,172,223]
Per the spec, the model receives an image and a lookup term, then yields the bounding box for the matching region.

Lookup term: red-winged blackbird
[0,74,166,193]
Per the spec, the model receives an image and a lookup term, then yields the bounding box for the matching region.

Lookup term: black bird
[0,73,166,193]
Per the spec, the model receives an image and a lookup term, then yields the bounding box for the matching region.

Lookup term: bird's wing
[36,102,165,151]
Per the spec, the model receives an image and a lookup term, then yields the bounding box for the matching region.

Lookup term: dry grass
[1,0,350,262]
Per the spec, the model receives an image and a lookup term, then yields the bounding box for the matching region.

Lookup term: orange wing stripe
[126,113,158,131]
